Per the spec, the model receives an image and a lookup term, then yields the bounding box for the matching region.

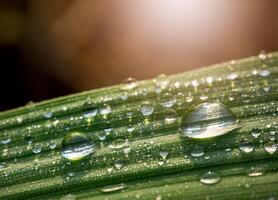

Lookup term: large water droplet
[140,102,154,116]
[61,132,96,161]
[200,171,221,185]
[264,143,277,154]
[181,102,240,139]
[99,183,127,193]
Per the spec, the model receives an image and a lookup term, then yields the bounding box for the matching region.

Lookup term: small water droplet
[251,131,261,138]
[227,73,238,80]
[97,132,107,141]
[60,194,76,200]
[246,166,265,177]
[191,145,204,157]
[0,137,11,145]
[100,104,112,115]
[239,143,254,153]
[164,110,178,124]
[191,80,199,87]
[61,132,96,161]
[99,183,127,193]
[156,195,162,200]
[258,51,267,60]
[43,111,53,119]
[181,102,240,139]
[259,70,270,77]
[185,96,193,103]
[24,136,33,144]
[109,139,129,149]
[264,143,277,154]
[159,151,168,160]
[122,77,138,90]
[155,74,169,90]
[140,102,154,116]
[200,171,221,185]
[47,140,57,149]
[114,160,123,170]
[32,144,42,154]
[0,162,7,170]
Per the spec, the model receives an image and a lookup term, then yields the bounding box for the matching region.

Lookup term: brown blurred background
[0,0,278,111]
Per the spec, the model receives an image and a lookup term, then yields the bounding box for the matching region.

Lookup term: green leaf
[0,52,277,200]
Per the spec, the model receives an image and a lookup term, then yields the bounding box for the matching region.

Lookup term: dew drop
[164,110,178,124]
[181,102,240,139]
[200,171,221,185]
[24,136,33,144]
[122,77,138,90]
[0,137,11,145]
[47,140,57,150]
[109,139,129,149]
[97,132,107,141]
[155,74,169,90]
[140,102,154,116]
[100,104,112,115]
[99,183,127,193]
[32,144,42,154]
[114,160,123,170]
[251,131,261,138]
[264,143,277,154]
[191,145,204,157]
[239,143,254,153]
[246,166,265,177]
[159,151,168,160]
[61,132,96,161]
[258,51,267,60]
[259,70,270,77]
[43,111,53,119]
[227,73,238,80]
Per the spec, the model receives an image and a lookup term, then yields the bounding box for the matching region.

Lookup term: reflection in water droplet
[200,171,221,185]
[246,167,265,177]
[191,145,204,157]
[140,102,154,116]
[61,132,96,161]
[181,102,240,139]
[99,183,127,193]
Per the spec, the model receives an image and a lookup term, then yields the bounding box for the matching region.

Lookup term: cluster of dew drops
[0,51,278,199]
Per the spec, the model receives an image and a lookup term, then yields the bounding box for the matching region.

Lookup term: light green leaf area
[0,52,277,200]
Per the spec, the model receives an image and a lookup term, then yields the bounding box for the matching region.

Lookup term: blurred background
[0,0,278,111]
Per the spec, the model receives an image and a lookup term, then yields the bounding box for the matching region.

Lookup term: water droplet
[100,104,112,115]
[155,74,169,90]
[60,194,76,200]
[99,183,127,193]
[259,70,270,77]
[264,143,277,154]
[251,131,261,138]
[140,102,154,116]
[43,111,53,119]
[164,110,178,124]
[156,195,162,200]
[241,94,250,103]
[24,136,33,144]
[61,132,96,161]
[47,140,57,149]
[258,51,267,60]
[32,144,42,154]
[227,73,238,80]
[159,151,168,160]
[0,137,11,145]
[181,102,240,139]
[0,162,7,170]
[191,80,199,87]
[239,143,254,153]
[109,139,129,149]
[97,132,107,141]
[122,77,138,90]
[191,145,204,157]
[114,160,123,170]
[185,96,193,103]
[246,166,265,177]
[200,171,221,185]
